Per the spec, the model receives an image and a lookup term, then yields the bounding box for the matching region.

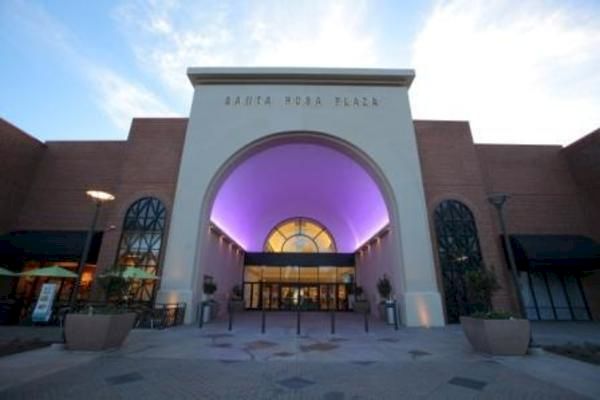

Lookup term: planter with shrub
[64,273,135,351]
[202,280,218,323]
[376,275,396,324]
[228,284,245,313]
[460,268,530,356]
[353,286,370,314]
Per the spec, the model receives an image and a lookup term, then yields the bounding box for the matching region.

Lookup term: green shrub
[470,310,514,319]
[377,275,392,301]
[464,267,500,314]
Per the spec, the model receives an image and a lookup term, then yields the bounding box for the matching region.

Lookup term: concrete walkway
[0,314,599,399]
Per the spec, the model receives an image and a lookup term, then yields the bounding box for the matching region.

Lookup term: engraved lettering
[315,97,321,106]
[225,96,231,105]
[265,96,271,105]
[372,97,379,106]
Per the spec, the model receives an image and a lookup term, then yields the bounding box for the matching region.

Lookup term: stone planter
[460,316,530,356]
[65,312,136,351]
[353,300,370,314]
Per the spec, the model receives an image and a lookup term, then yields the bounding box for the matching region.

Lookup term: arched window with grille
[264,217,336,253]
[115,197,167,301]
[433,200,483,323]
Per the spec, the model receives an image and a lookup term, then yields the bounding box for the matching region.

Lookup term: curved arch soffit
[205,131,395,252]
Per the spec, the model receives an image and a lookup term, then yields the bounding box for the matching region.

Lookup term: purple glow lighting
[210,142,390,252]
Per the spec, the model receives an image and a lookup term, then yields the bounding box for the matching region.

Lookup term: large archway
[201,133,396,312]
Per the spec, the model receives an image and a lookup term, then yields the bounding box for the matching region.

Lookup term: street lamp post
[487,193,527,319]
[68,190,115,310]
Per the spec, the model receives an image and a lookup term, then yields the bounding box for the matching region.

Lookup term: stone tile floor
[0,313,599,399]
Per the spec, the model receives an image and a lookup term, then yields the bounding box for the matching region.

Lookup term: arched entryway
[202,133,393,313]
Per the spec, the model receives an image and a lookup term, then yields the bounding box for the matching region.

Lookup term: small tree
[376,274,392,302]
[203,280,217,296]
[464,267,500,314]
[231,284,243,300]
[354,286,364,301]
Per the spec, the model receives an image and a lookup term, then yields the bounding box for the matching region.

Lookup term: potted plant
[64,272,136,351]
[460,267,530,356]
[202,280,217,323]
[377,274,395,324]
[353,286,370,314]
[228,284,245,313]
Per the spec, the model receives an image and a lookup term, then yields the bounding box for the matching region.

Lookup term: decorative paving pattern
[352,361,375,366]
[277,376,316,390]
[408,349,431,359]
[299,342,339,352]
[329,337,349,342]
[272,351,295,357]
[448,377,488,391]
[377,337,400,343]
[105,372,144,386]
[243,340,278,351]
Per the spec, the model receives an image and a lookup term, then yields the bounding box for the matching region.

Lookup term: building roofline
[0,118,46,146]
[187,67,415,87]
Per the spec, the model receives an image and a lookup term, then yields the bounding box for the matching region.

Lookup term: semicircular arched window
[115,197,167,301]
[264,218,336,253]
[433,200,483,323]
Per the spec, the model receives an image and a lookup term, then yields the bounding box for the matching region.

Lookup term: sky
[1,0,599,145]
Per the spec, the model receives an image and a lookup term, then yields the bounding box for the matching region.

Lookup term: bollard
[296,307,301,335]
[330,309,335,335]
[198,302,204,329]
[364,310,369,333]
[394,302,399,331]
[228,303,233,331]
[261,308,266,334]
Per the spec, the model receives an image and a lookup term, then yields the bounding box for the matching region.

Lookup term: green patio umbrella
[0,266,17,277]
[19,265,78,278]
[101,267,159,280]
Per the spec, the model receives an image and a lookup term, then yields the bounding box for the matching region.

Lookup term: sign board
[32,283,57,322]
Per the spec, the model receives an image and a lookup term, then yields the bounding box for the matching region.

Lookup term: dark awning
[508,234,600,271]
[244,252,355,266]
[0,231,103,264]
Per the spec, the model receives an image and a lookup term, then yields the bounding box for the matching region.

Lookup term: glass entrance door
[243,266,355,311]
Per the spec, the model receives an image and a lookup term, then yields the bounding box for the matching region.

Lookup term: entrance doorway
[242,217,355,312]
[243,266,354,311]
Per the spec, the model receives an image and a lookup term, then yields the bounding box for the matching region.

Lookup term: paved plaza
[0,313,599,399]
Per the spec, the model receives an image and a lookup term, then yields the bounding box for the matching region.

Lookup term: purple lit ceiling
[210,142,390,252]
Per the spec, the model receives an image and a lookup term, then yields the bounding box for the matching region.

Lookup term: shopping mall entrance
[243,218,356,312]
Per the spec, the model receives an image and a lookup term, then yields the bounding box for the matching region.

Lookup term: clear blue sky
[1,0,599,144]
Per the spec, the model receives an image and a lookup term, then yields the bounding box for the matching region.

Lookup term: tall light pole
[487,193,527,319]
[69,190,115,310]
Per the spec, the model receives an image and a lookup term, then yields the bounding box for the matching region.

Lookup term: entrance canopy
[210,142,390,252]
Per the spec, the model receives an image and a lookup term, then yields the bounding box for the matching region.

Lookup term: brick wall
[562,129,600,319]
[14,141,124,231]
[414,120,517,316]
[93,118,187,279]
[0,119,45,234]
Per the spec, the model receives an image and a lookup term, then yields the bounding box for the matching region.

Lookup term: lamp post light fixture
[68,190,115,310]
[487,193,527,319]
